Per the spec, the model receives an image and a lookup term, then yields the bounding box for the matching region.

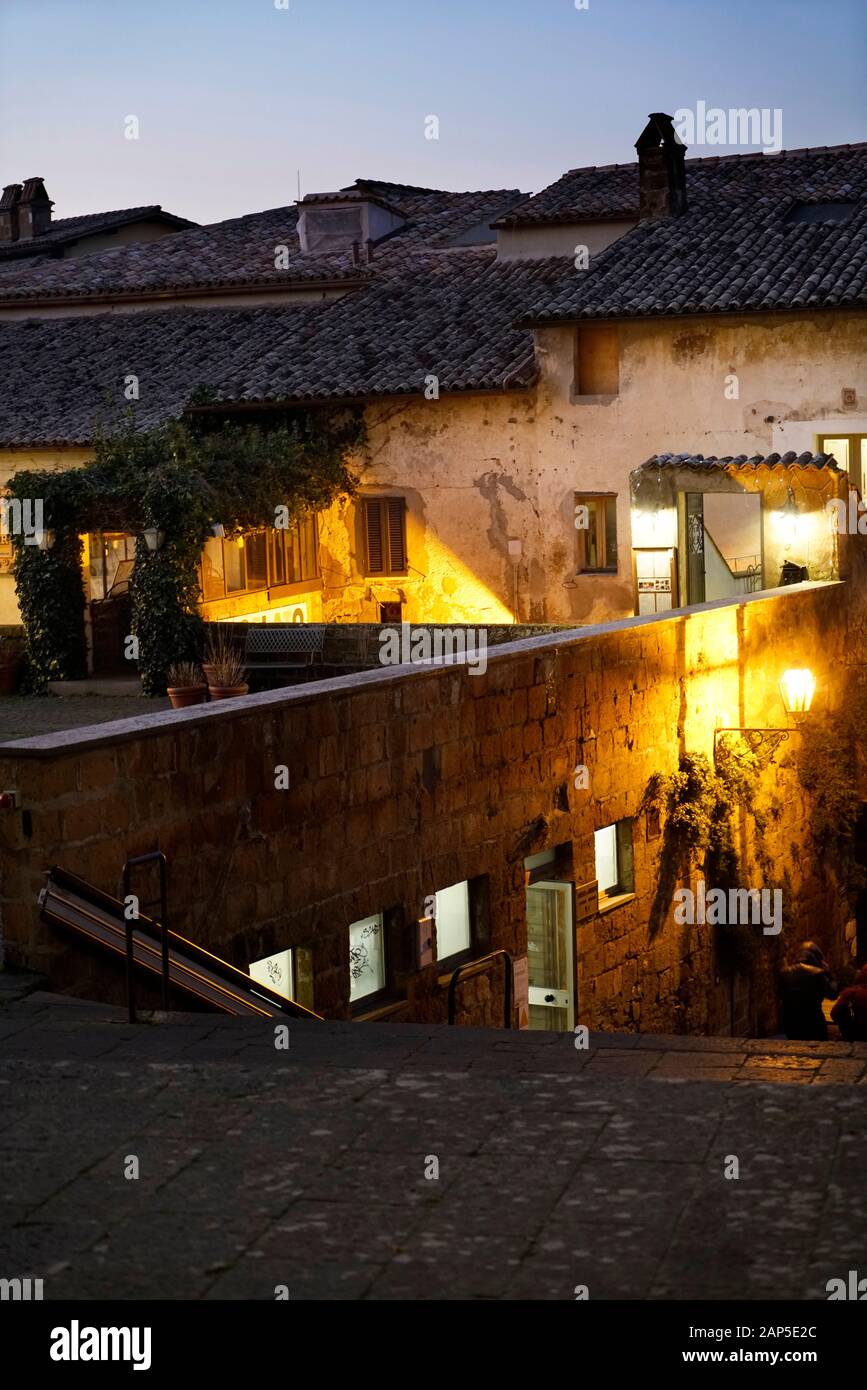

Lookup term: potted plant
[204,630,249,701]
[0,636,24,696]
[166,661,207,709]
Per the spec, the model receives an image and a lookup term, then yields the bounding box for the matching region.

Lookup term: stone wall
[0,581,861,1035]
[216,621,571,687]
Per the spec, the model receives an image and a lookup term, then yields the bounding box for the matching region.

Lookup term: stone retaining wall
[0,582,860,1033]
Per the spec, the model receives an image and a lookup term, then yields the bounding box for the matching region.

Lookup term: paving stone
[2,999,867,1300]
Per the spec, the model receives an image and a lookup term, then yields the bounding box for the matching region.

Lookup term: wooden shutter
[364,498,384,574]
[385,498,406,573]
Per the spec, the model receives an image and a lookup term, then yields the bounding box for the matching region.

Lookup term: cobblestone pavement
[0,695,170,743]
[1,976,866,1301]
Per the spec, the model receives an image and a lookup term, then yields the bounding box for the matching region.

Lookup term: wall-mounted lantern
[779,668,816,716]
[714,667,817,760]
[142,527,164,553]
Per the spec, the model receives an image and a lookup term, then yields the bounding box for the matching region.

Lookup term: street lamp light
[779,668,816,715]
[714,667,816,759]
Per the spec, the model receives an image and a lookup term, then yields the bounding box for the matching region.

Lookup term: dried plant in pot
[166,660,207,709]
[203,630,248,700]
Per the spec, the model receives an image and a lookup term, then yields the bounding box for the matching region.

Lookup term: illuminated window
[349,913,387,1003]
[249,946,314,1012]
[575,494,618,573]
[249,949,294,1001]
[434,880,471,960]
[198,517,320,601]
[818,434,867,496]
[594,821,634,903]
[363,497,407,575]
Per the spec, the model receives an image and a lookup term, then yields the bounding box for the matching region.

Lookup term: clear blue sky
[1,0,865,225]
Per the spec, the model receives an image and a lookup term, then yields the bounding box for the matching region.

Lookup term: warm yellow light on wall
[779,668,816,714]
[773,488,802,551]
[236,536,245,549]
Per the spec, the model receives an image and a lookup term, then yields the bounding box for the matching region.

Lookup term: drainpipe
[508,538,522,622]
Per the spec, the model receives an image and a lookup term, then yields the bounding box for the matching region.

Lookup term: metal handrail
[122,851,169,1023]
[446,949,513,1028]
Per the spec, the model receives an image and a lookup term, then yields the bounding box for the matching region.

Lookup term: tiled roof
[0,181,525,301]
[521,144,867,321]
[495,144,867,226]
[0,252,565,446]
[0,205,197,260]
[638,451,844,471]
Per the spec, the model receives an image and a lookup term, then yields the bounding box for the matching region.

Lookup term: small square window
[594,820,634,903]
[434,880,471,960]
[349,913,387,1002]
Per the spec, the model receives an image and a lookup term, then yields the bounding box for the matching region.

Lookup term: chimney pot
[0,184,22,243]
[635,113,687,220]
[17,177,53,239]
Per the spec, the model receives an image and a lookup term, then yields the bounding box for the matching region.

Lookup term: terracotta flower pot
[167,684,208,709]
[207,683,249,701]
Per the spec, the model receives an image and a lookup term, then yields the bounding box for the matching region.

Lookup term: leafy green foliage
[11,532,88,691]
[7,409,362,693]
[642,746,771,970]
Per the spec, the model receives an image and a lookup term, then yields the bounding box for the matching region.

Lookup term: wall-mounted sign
[574,880,599,923]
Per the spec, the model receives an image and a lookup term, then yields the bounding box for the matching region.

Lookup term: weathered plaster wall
[3,310,864,633]
[529,310,867,622]
[0,581,859,1037]
[319,393,539,624]
[323,310,866,628]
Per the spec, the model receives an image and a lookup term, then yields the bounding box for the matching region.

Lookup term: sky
[1,0,865,226]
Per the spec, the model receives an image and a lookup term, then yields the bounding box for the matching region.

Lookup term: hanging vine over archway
[8,407,363,693]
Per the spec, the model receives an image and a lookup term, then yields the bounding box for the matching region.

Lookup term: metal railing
[122,851,169,1023]
[446,950,513,1028]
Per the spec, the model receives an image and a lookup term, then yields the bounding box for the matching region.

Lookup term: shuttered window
[363,497,407,575]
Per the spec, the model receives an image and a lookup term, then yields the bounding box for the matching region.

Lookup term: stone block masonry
[0,581,858,1034]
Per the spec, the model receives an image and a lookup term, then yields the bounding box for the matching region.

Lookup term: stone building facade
[2,575,864,1036]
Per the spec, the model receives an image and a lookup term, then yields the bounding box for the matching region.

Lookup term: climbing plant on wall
[8,407,363,694]
[641,744,785,974]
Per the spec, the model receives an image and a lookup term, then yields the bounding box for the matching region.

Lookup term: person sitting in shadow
[830,964,867,1042]
[777,941,838,1041]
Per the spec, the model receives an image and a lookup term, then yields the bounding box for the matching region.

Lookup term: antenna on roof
[296,169,302,203]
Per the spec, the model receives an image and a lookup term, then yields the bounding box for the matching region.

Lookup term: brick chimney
[17,177,53,239]
[0,184,22,243]
[635,113,687,220]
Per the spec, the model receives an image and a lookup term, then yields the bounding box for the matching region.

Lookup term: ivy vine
[641,744,782,973]
[9,407,363,694]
